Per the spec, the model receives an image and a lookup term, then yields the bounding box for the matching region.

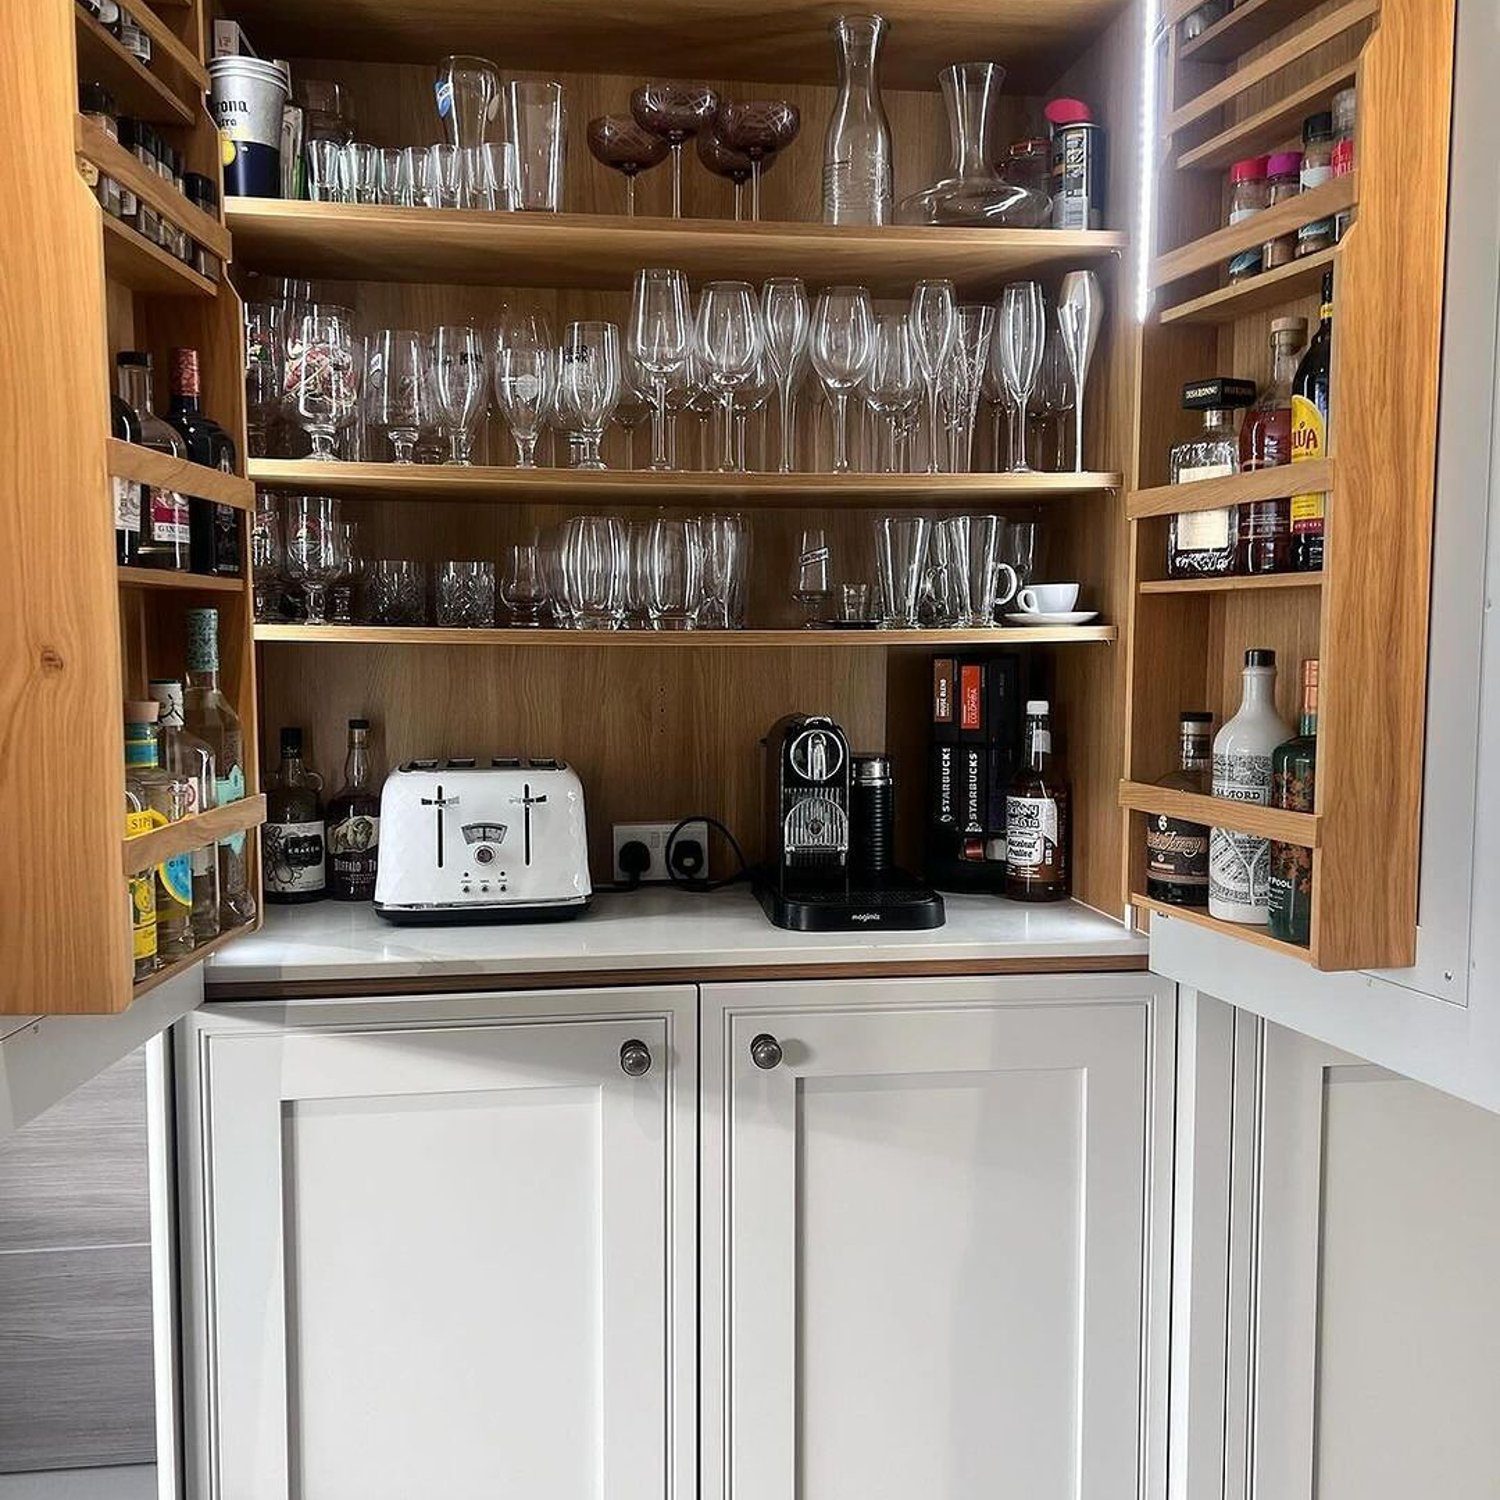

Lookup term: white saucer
[1004,609,1099,627]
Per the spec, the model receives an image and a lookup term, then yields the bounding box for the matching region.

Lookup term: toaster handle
[619,1039,653,1077]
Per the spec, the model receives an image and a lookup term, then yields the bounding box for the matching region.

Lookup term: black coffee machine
[754,714,945,932]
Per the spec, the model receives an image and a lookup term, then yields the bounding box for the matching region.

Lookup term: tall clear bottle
[149,678,220,946]
[116,352,189,571]
[182,608,259,927]
[822,14,893,226]
[124,702,194,961]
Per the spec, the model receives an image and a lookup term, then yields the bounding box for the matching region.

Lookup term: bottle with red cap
[1227,156,1270,280]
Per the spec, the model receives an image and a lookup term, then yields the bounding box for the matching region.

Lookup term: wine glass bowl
[717,99,800,220]
[631,82,720,217]
[587,115,670,215]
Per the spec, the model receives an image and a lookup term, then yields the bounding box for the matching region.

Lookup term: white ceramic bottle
[1209,648,1292,924]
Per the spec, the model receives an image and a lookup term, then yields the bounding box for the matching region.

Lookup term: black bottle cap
[116,349,151,368]
[1180,711,1214,723]
[1303,110,1333,139]
[1245,649,1276,668]
[1182,377,1257,411]
[280,726,304,756]
[348,718,370,731]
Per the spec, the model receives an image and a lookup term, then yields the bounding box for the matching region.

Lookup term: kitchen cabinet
[174,985,697,1500]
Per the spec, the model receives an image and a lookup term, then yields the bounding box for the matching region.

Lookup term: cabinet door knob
[750,1033,784,1070]
[619,1039,653,1076]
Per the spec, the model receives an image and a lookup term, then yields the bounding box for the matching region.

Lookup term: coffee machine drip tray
[754,871,946,932]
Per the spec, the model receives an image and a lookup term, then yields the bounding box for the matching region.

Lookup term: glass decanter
[821,14,893,226]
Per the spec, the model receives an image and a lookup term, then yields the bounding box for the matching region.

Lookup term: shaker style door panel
[702,974,1173,1500]
[179,989,694,1500]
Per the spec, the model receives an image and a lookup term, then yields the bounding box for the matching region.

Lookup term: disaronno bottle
[1005,700,1070,901]
[1166,378,1256,579]
[1209,650,1291,924]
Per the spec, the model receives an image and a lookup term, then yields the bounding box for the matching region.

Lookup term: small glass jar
[1331,87,1357,177]
[1301,111,1333,190]
[1260,151,1303,270]
[1181,0,1227,41]
[1006,137,1052,200]
[1296,218,1335,258]
[78,82,119,141]
[1227,155,1269,281]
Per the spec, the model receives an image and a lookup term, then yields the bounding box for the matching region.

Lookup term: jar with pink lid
[1260,151,1303,270]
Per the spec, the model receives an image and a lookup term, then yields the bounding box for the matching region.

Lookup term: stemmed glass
[793,526,832,625]
[284,307,360,461]
[556,321,623,469]
[329,519,362,623]
[997,281,1046,472]
[948,302,995,473]
[629,267,692,472]
[284,495,342,624]
[244,302,282,459]
[631,83,720,219]
[865,312,918,473]
[587,116,670,215]
[761,277,809,474]
[696,129,760,220]
[810,285,875,475]
[718,99,800,221]
[250,496,283,621]
[909,280,957,474]
[695,282,764,475]
[493,310,554,468]
[1035,313,1074,470]
[364,329,430,463]
[432,324,488,464]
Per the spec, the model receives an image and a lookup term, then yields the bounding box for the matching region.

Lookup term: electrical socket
[612,820,709,884]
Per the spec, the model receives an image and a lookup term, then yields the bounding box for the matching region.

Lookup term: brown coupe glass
[696,128,780,221]
[717,99,800,221]
[586,114,670,215]
[630,82,720,218]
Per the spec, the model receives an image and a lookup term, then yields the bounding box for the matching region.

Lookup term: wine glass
[631,83,720,219]
[556,321,623,469]
[1036,312,1075,470]
[761,277,809,473]
[284,307,360,461]
[696,128,757,221]
[908,280,957,474]
[793,526,832,626]
[948,303,995,473]
[810,285,875,475]
[998,281,1046,472]
[695,281,764,475]
[717,99,800,221]
[864,312,918,473]
[629,267,692,472]
[432,324,488,464]
[615,363,653,470]
[500,541,547,625]
[493,331,553,468]
[1057,270,1103,473]
[364,328,429,464]
[243,302,282,459]
[587,115,670,215]
[284,495,342,624]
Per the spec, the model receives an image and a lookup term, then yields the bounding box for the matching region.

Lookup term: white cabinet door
[702,973,1174,1500]
[178,987,695,1500]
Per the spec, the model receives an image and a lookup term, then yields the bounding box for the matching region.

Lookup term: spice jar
[1331,88,1356,178]
[1301,112,1333,189]
[1181,0,1227,41]
[1260,151,1303,270]
[1006,137,1052,201]
[1227,156,1269,281]
[79,82,119,141]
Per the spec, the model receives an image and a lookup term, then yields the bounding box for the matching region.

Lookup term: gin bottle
[149,678,220,946]
[1267,659,1319,945]
[822,14,893,225]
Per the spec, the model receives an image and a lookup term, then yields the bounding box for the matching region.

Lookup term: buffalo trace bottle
[1167,378,1257,578]
[264,727,327,903]
[1145,712,1215,906]
[1290,275,1333,572]
[1209,650,1292,924]
[1005,700,1070,901]
[1267,660,1320,945]
[1238,317,1308,574]
[326,719,381,901]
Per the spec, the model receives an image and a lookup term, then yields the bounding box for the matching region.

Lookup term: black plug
[618,840,652,883]
[669,837,706,882]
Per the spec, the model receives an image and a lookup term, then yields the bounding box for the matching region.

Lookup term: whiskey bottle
[1166,378,1256,579]
[124,702,194,960]
[116,352,189,571]
[264,727,326,904]
[326,719,381,902]
[1145,711,1214,906]
[1237,317,1308,574]
[166,347,242,578]
[1209,650,1292,924]
[1267,660,1319,945]
[148,678,220,947]
[1290,277,1333,572]
[1004,700,1070,902]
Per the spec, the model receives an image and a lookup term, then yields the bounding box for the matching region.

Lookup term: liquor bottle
[112,393,142,567]
[116,352,190,571]
[1145,711,1215,906]
[1237,317,1308,575]
[124,786,158,981]
[166,347,243,578]
[183,608,259,928]
[1004,699,1070,901]
[1267,660,1320,945]
[1290,276,1333,572]
[148,678,221,947]
[1166,378,1256,579]
[124,702,194,960]
[264,727,326,904]
[1209,650,1292,924]
[822,13,893,226]
[326,719,381,901]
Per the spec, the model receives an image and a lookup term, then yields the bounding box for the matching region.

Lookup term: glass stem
[626,173,636,216]
[778,382,795,472]
[1008,404,1021,471]
[833,391,850,473]
[304,583,327,624]
[733,180,743,221]
[925,383,941,473]
[751,161,761,221]
[1074,404,1085,473]
[516,433,537,468]
[650,378,670,470]
[720,392,736,472]
[671,142,683,219]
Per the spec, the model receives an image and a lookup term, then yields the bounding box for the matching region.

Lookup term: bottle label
[1212,749,1272,804]
[328,813,380,898]
[1210,828,1271,913]
[1331,138,1355,176]
[1290,392,1327,533]
[149,487,190,544]
[130,873,157,962]
[1176,508,1232,551]
[1227,248,1262,278]
[1146,814,1210,889]
[264,819,326,893]
[131,803,194,909]
[1177,462,1234,484]
[216,763,246,857]
[1300,163,1333,191]
[114,478,141,532]
[1005,794,1060,874]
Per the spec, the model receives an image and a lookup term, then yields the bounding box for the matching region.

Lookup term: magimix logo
[851,911,882,923]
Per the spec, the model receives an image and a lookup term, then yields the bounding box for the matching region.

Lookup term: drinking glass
[631,82,719,219]
[377,147,407,205]
[402,144,435,207]
[864,311,917,473]
[561,514,626,628]
[621,520,652,627]
[341,142,380,203]
[493,330,553,468]
[364,328,430,463]
[284,307,361,460]
[948,303,995,472]
[1005,517,1039,599]
[629,267,692,472]
[909,279,956,473]
[1036,314,1074,470]
[479,142,519,210]
[810,285,874,474]
[250,497,283,621]
[696,511,749,628]
[461,145,497,209]
[695,282,764,474]
[429,143,466,208]
[998,281,1046,472]
[431,324,488,464]
[556,321,622,469]
[873,514,930,628]
[587,115,669,215]
[945,513,1015,626]
[839,581,871,624]
[327,519,362,623]
[1057,270,1103,473]
[761,277,809,473]
[793,526,831,626]
[508,79,565,211]
[717,99,800,221]
[284,496,342,624]
[733,354,774,471]
[368,558,427,625]
[243,301,282,459]
[436,559,497,626]
[696,128,757,221]
[436,55,502,151]
[500,541,547,625]
[306,139,346,202]
[645,516,701,630]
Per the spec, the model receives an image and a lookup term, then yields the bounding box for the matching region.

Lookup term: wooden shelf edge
[122,0,210,90]
[1158,247,1337,326]
[1130,892,1315,963]
[253,624,1119,647]
[1129,459,1334,519]
[118,566,244,593]
[1120,780,1319,847]
[1176,62,1360,173]
[123,794,267,876]
[1179,0,1324,64]
[108,438,254,509]
[73,6,195,127]
[100,212,218,298]
[131,916,262,1000]
[1138,571,1323,594]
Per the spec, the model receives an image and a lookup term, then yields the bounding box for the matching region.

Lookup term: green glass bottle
[1267,659,1319,945]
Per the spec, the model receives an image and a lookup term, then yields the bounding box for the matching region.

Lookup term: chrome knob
[619,1039,652,1077]
[750,1033,783,1070]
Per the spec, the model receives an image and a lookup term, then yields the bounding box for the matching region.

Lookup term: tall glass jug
[822,14,893,226]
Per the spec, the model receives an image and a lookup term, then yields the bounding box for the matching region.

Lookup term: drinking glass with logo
[284,307,361,461]
[433,323,489,465]
[284,495,343,624]
[364,328,430,464]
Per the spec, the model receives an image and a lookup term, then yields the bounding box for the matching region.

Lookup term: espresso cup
[1015,582,1081,614]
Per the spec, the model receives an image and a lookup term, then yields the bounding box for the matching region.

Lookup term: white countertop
[204,886,1146,990]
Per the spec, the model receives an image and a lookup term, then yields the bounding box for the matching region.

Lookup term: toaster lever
[509,785,548,866]
[420,788,460,868]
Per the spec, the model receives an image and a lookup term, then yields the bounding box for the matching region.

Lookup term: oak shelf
[123,795,268,877]
[73,5,195,127]
[131,918,263,1001]
[1128,459,1334,520]
[1130,893,1314,964]
[119,0,210,93]
[247,459,1123,506]
[224,199,1130,298]
[108,439,255,510]
[1118,780,1319,847]
[1137,572,1322,595]
[1175,63,1360,173]
[100,212,218,298]
[118,566,244,593]
[1158,247,1337,326]
[254,624,1118,647]
[1178,0,1323,63]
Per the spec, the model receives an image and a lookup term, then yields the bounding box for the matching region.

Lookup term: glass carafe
[822,14,893,226]
[900,62,1051,227]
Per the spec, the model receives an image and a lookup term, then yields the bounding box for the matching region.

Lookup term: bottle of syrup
[1238,316,1308,574]
[1005,700,1070,901]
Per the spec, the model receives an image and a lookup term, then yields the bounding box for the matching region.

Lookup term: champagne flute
[1057,270,1103,473]
[949,302,995,473]
[908,279,956,474]
[432,323,488,464]
[695,281,764,474]
[810,285,875,475]
[629,267,692,472]
[761,277,810,473]
[1038,312,1076,469]
[364,328,429,463]
[998,282,1046,472]
[556,320,622,469]
[864,312,918,473]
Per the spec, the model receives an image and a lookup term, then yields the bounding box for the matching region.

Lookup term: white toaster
[373,758,592,923]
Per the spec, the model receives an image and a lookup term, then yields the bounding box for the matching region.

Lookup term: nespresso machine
[754,714,945,932]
